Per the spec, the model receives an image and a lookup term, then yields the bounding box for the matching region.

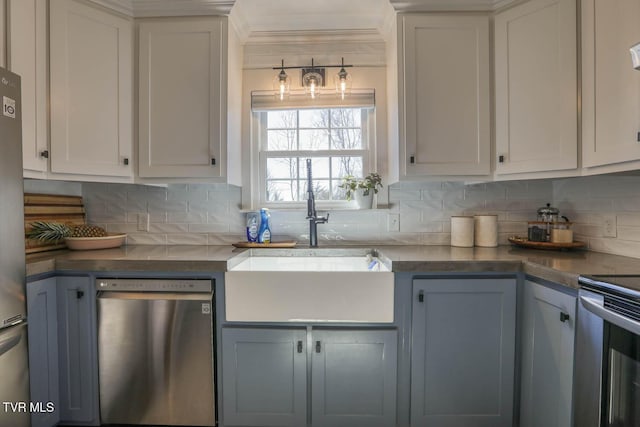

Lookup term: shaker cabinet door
[311,329,397,427]
[494,0,577,175]
[411,278,516,427]
[138,18,226,179]
[582,0,640,168]
[49,0,133,177]
[57,277,98,425]
[520,281,576,427]
[399,14,490,177]
[222,327,307,426]
[8,0,49,175]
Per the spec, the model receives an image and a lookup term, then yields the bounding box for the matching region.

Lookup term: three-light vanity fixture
[273,58,353,100]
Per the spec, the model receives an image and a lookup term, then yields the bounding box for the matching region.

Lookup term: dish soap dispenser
[257,208,271,244]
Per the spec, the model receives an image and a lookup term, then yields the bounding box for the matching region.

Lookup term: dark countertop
[26,244,640,291]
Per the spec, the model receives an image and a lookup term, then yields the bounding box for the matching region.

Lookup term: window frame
[254,107,375,209]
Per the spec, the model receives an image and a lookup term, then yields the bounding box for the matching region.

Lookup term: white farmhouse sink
[225,250,394,323]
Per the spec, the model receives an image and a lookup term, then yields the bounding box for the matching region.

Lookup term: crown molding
[88,0,235,17]
[389,0,515,12]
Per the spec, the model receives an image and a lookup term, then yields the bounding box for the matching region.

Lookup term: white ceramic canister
[474,215,498,247]
[451,216,475,247]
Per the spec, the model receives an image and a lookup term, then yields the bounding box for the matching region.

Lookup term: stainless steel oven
[576,275,640,427]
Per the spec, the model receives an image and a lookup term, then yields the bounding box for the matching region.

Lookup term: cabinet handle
[315,340,321,353]
[637,132,640,142]
[498,155,505,163]
[410,156,415,164]
[560,312,570,323]
[123,157,129,166]
[40,150,49,159]
[418,290,424,303]
[297,340,303,353]
[76,290,84,299]
[211,158,216,166]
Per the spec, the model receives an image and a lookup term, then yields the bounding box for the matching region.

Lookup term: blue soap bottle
[257,208,271,243]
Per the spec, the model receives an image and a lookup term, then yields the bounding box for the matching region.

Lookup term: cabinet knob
[123,157,129,166]
[40,150,49,159]
[211,158,216,166]
[410,156,415,164]
[560,312,570,323]
[76,290,84,299]
[315,340,321,353]
[297,340,303,353]
[418,290,424,303]
[498,155,505,163]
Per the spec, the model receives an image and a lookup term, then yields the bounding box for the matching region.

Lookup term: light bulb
[309,78,316,99]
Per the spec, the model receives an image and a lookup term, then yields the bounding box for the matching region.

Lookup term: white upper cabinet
[8,0,48,175]
[49,0,133,178]
[494,0,577,176]
[582,0,640,169]
[398,14,490,178]
[138,18,227,179]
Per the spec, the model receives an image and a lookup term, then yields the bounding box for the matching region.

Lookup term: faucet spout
[305,159,329,247]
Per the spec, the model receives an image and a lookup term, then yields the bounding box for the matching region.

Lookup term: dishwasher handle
[580,294,640,336]
[97,291,212,301]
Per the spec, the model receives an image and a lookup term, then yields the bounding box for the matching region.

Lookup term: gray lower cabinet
[411,278,517,427]
[311,329,397,427]
[27,278,60,427]
[221,327,398,427]
[520,280,576,427]
[222,328,307,427]
[56,276,99,425]
[26,275,98,427]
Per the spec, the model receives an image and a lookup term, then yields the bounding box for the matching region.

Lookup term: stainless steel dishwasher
[96,278,215,426]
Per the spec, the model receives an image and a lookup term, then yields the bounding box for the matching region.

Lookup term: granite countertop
[26,244,640,291]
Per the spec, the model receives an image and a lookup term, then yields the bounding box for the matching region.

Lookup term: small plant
[339,173,383,201]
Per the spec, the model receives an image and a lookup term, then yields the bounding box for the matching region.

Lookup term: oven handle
[580,294,640,335]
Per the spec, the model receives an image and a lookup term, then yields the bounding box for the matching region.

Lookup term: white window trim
[248,107,377,210]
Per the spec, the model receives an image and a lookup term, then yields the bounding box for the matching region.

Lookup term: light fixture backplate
[301,68,325,87]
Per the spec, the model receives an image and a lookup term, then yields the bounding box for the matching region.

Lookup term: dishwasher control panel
[96,278,213,293]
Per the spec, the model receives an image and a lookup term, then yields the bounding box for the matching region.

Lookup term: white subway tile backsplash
[71,176,640,258]
[167,233,208,245]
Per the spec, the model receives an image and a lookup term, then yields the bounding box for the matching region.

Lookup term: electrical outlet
[387,213,400,232]
[603,214,617,238]
[137,213,150,232]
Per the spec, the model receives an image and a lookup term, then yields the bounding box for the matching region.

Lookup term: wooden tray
[24,193,86,254]
[508,236,586,250]
[233,241,297,248]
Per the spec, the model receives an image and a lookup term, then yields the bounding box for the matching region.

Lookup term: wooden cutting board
[24,193,86,254]
[232,241,297,248]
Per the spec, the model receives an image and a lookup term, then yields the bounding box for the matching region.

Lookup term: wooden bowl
[64,234,126,250]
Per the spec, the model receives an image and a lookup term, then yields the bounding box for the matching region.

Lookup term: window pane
[332,180,348,200]
[309,157,330,179]
[267,110,297,129]
[299,109,329,128]
[310,180,331,200]
[299,129,329,150]
[266,180,299,202]
[266,157,298,179]
[267,130,297,151]
[331,109,361,128]
[331,156,363,178]
[331,129,362,150]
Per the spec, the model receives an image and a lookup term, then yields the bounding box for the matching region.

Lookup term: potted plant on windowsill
[339,173,383,209]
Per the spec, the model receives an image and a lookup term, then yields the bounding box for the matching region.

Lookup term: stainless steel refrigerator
[0,66,30,427]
